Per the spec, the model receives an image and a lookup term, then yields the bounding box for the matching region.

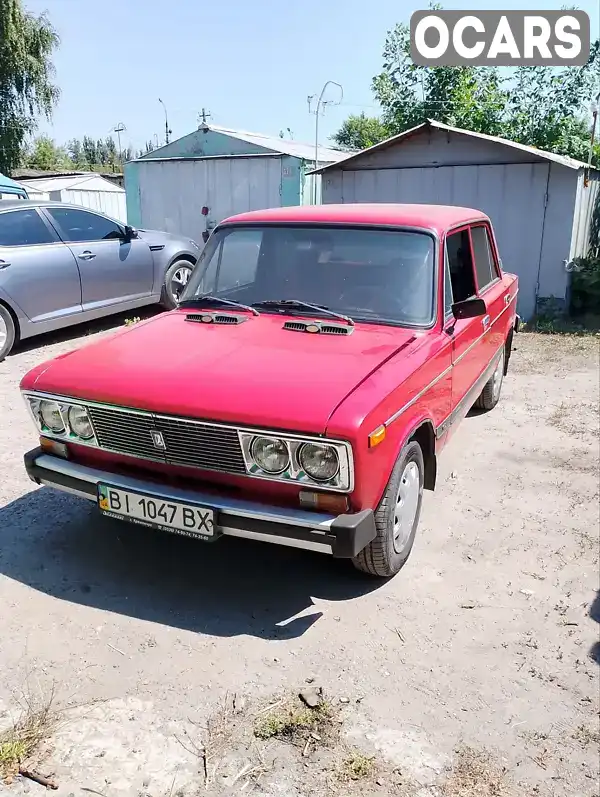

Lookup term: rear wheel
[474,348,504,412]
[352,440,424,578]
[160,259,194,309]
[0,304,16,362]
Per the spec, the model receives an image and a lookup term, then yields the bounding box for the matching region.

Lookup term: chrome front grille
[87,405,247,474]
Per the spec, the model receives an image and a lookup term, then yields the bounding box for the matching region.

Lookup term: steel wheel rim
[0,315,7,350]
[170,265,192,302]
[393,460,420,553]
[492,351,504,401]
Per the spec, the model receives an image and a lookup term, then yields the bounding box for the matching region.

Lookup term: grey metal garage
[313,120,599,320]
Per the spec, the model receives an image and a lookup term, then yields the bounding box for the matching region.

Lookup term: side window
[201,229,262,293]
[470,225,496,291]
[445,229,476,304]
[0,209,55,247]
[46,208,123,243]
[444,249,454,318]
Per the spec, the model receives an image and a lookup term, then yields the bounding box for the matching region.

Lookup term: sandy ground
[0,313,598,796]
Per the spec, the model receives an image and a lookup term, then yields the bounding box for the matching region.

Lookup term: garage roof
[309,119,591,174]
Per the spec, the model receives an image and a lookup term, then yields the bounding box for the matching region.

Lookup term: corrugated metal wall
[322,161,579,320]
[132,156,284,243]
[57,189,127,222]
[570,171,600,259]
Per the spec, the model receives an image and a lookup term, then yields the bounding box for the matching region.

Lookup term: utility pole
[158,98,172,145]
[585,90,600,187]
[308,81,343,204]
[113,122,126,170]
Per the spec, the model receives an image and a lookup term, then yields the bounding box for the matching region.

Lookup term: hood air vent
[185,312,248,325]
[282,320,353,335]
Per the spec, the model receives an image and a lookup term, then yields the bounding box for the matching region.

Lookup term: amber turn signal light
[39,436,69,458]
[368,425,386,448]
[299,491,349,513]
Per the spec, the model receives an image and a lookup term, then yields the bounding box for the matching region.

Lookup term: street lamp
[309,81,343,203]
[158,98,172,145]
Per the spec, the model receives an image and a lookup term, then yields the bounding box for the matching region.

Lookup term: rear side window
[445,229,476,303]
[0,210,55,247]
[470,225,497,291]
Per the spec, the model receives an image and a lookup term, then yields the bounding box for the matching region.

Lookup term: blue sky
[27,0,600,155]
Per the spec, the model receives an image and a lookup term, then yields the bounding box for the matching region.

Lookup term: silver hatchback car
[0,200,201,360]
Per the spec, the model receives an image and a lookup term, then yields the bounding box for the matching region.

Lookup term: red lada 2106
[21,204,519,578]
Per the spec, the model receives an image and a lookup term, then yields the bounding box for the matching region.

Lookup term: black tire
[0,304,16,362]
[474,347,505,412]
[352,440,424,578]
[160,259,195,310]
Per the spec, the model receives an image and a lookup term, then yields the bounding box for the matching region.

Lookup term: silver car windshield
[182,225,436,327]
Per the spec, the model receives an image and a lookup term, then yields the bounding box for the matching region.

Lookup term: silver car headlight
[68,405,94,439]
[39,400,65,433]
[298,443,340,482]
[250,436,290,474]
[239,430,353,491]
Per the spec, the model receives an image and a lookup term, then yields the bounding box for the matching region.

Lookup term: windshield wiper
[251,299,354,326]
[179,295,260,316]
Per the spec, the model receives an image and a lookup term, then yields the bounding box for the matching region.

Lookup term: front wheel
[352,440,424,578]
[160,259,195,310]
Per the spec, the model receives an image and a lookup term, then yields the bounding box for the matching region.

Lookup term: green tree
[82,135,97,167]
[67,137,86,168]
[23,135,68,169]
[331,113,389,151]
[0,0,60,174]
[336,9,600,165]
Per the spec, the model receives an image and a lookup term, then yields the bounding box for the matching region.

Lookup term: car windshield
[182,225,437,326]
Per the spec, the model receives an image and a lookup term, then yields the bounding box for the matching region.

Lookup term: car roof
[221,203,490,235]
[0,199,93,212]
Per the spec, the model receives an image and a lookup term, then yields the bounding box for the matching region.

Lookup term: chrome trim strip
[221,528,333,555]
[32,454,337,531]
[384,296,516,428]
[385,364,453,427]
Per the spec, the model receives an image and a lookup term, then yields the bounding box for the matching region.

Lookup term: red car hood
[25,311,416,434]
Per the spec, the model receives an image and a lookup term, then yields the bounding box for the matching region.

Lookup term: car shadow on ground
[0,486,382,640]
[9,306,163,356]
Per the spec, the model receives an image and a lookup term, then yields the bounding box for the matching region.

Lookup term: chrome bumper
[24,449,376,558]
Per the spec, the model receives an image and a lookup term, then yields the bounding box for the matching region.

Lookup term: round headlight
[68,406,94,439]
[39,400,65,433]
[250,436,290,474]
[299,443,340,482]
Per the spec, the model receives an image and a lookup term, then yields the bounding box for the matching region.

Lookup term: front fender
[0,286,31,337]
[152,243,198,290]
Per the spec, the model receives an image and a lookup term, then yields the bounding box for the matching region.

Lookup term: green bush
[571,256,600,316]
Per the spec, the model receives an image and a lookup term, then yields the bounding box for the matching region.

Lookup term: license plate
[97,484,215,541]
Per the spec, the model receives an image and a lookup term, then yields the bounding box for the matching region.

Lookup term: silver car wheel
[492,350,504,402]
[169,265,193,303]
[0,314,7,350]
[393,460,421,554]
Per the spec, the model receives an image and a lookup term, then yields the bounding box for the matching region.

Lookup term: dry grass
[0,684,62,783]
[337,749,376,782]
[572,724,600,748]
[254,696,338,747]
[439,746,510,797]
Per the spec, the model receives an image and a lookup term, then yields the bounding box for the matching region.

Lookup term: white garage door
[324,162,551,319]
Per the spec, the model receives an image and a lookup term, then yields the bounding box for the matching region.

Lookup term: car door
[444,226,487,424]
[0,207,82,323]
[43,207,154,312]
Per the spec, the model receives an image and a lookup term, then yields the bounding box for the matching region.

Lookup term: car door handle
[78,251,96,260]
[482,314,490,329]
[0,260,11,270]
